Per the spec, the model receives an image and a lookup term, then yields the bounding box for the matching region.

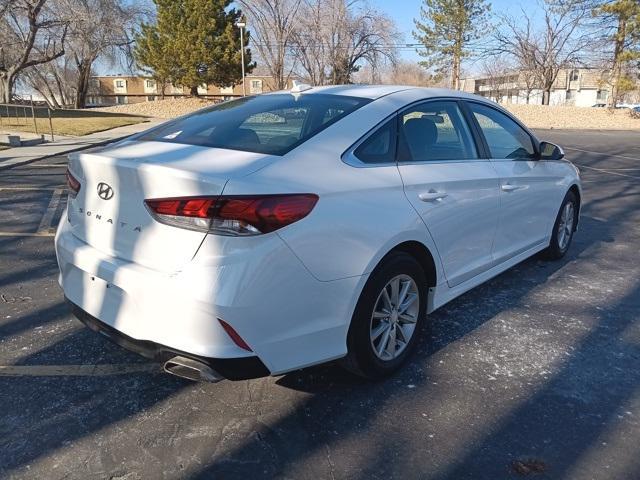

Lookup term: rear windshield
[138,94,370,155]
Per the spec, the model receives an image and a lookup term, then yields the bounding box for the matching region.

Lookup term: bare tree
[490,1,591,105]
[480,57,513,103]
[21,55,75,106]
[0,0,68,103]
[290,0,399,85]
[238,0,302,90]
[368,59,446,86]
[60,0,145,108]
[289,0,326,85]
[518,65,542,104]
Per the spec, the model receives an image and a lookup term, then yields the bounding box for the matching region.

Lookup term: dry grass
[0,107,147,136]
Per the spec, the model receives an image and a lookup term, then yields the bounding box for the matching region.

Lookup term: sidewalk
[0,118,164,169]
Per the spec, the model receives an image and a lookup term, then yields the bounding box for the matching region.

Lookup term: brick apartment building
[86,75,296,106]
[460,68,617,107]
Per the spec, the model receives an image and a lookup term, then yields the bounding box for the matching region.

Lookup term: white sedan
[55,85,581,382]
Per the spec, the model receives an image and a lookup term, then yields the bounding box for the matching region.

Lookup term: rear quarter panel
[222,90,445,284]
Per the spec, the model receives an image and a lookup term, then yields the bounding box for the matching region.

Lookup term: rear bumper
[68,299,270,380]
[55,209,364,375]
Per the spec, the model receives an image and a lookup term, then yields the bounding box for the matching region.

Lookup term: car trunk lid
[67,140,275,272]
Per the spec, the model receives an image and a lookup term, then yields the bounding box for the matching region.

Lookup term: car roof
[267,84,484,101]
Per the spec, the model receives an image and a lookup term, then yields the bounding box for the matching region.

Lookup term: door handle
[418,190,448,202]
[501,183,523,192]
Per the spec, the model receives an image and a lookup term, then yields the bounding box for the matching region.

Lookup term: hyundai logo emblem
[97,182,114,200]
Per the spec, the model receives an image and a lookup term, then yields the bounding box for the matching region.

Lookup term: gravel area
[95,96,640,130]
[95,97,218,119]
[505,104,640,130]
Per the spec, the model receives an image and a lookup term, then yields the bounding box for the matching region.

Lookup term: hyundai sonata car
[55,85,581,382]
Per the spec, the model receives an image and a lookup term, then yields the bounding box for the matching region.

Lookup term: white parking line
[37,188,63,234]
[0,186,61,191]
[0,364,160,376]
[0,232,55,237]
[574,163,640,180]
[22,164,67,168]
[566,147,640,162]
[0,186,65,237]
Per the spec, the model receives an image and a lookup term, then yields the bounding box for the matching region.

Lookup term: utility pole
[236,22,247,97]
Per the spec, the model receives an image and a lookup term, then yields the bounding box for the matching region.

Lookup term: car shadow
[184,211,627,479]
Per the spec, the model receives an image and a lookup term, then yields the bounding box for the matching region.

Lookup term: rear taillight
[66,168,81,198]
[144,194,318,236]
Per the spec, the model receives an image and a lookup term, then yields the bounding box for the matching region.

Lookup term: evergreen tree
[592,0,640,106]
[413,0,491,90]
[134,0,254,95]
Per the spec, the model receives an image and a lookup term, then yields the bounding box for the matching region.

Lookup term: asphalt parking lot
[1,129,639,480]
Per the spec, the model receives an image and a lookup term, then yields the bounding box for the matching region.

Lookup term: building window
[569,69,579,81]
[566,90,574,100]
[146,80,155,88]
[147,95,156,102]
[116,95,127,104]
[250,79,263,94]
[115,80,124,88]
[597,90,608,101]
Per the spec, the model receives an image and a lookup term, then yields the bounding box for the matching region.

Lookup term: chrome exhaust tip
[163,356,223,383]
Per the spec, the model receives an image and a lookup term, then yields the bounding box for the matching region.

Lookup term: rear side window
[468,103,536,160]
[398,101,478,162]
[354,118,397,164]
[138,94,370,155]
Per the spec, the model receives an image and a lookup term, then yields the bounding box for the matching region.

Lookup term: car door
[396,99,500,288]
[465,101,562,264]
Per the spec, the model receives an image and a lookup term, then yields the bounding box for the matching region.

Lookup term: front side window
[353,118,397,164]
[138,94,370,155]
[398,101,478,162]
[468,102,536,160]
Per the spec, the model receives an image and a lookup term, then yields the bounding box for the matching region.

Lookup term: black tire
[341,251,427,379]
[542,190,578,260]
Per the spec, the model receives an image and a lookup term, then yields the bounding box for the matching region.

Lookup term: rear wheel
[342,252,427,379]
[543,190,578,260]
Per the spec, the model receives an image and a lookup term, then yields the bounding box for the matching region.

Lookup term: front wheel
[341,252,427,379]
[542,190,578,260]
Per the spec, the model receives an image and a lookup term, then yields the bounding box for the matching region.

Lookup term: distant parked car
[56,85,582,383]
[591,103,607,108]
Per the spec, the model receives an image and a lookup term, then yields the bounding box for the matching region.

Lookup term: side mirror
[539,141,565,160]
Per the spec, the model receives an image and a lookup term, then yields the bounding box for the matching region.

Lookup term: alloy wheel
[370,274,419,361]
[557,202,575,250]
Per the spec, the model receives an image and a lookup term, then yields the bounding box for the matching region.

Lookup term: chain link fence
[0,99,55,141]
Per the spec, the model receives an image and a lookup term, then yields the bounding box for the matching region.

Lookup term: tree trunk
[543,88,551,106]
[0,73,15,103]
[74,59,92,109]
[609,18,626,108]
[451,54,460,90]
[190,85,199,96]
